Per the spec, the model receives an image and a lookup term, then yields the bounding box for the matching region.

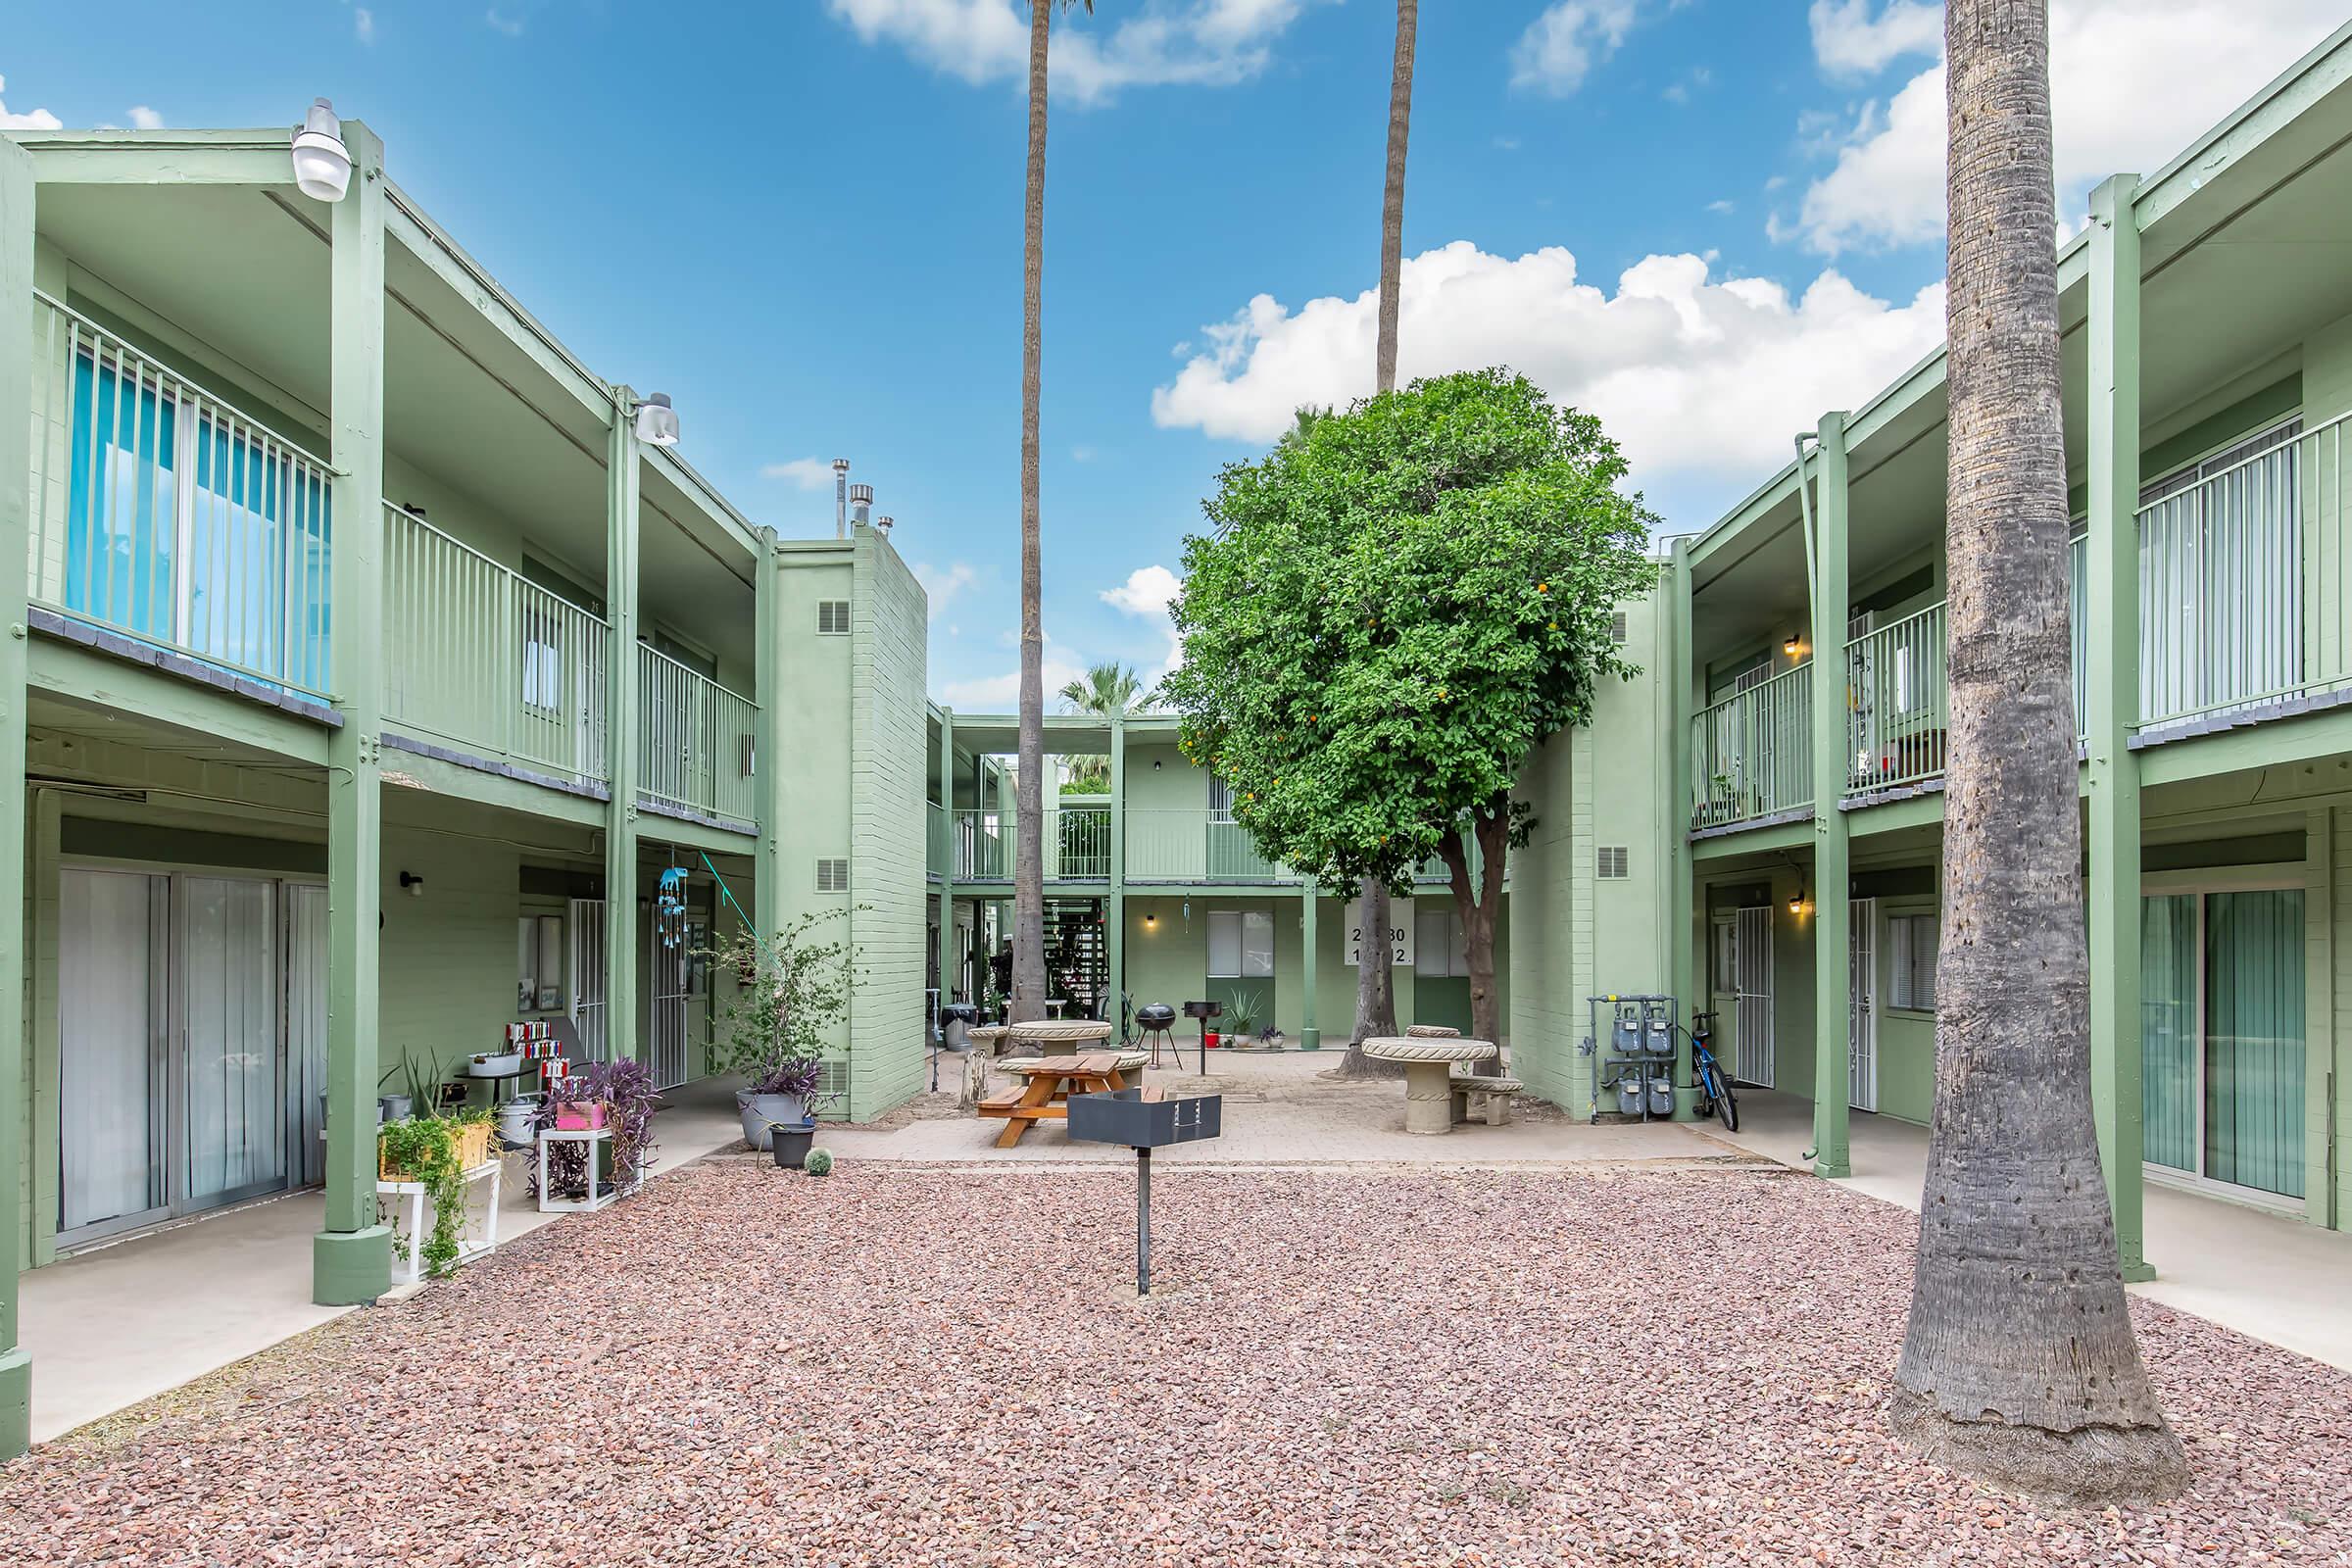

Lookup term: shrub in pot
[525,1058,662,1202]
[706,908,862,1150]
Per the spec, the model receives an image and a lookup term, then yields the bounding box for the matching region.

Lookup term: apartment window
[1596,845,1630,880]
[1887,913,1937,1011]
[817,600,852,635]
[1207,909,1273,978]
[1415,907,1470,978]
[516,912,565,1011]
[815,858,851,893]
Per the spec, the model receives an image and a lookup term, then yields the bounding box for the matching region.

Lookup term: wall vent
[1609,611,1629,645]
[815,857,851,893]
[1596,845,1630,880]
[817,600,852,635]
[814,1056,851,1109]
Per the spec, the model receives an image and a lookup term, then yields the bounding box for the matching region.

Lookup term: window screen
[1415,908,1468,978]
[1207,909,1273,977]
[1888,913,1937,1010]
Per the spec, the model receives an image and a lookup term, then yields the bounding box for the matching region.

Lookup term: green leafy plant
[378,1048,442,1110]
[803,1148,834,1177]
[1223,988,1261,1037]
[705,907,862,1101]
[378,1109,493,1278]
[1162,368,1656,1048]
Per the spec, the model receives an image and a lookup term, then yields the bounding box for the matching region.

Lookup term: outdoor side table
[1361,1037,1497,1135]
[377,1156,502,1284]
[536,1127,641,1214]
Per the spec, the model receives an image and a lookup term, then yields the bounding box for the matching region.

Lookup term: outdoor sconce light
[1152,760,1162,770]
[290,98,354,203]
[399,871,425,899]
[1783,634,1801,658]
[1788,888,1806,916]
[1145,912,1157,930]
[632,392,681,448]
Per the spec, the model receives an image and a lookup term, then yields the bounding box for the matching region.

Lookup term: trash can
[941,1002,978,1054]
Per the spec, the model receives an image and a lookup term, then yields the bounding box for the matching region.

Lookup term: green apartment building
[10,20,2352,1464]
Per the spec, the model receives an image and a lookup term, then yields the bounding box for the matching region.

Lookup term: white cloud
[913,561,978,620]
[485,7,525,36]
[355,6,377,44]
[1509,1,1640,97]
[126,106,163,129]
[942,653,1087,710]
[0,75,62,131]
[1706,198,1736,215]
[1102,564,1188,687]
[1150,241,1947,484]
[826,0,1327,107]
[1807,0,1939,77]
[1793,1,2347,254]
[760,457,841,490]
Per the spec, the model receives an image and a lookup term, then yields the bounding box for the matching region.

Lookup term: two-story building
[0,113,930,1451]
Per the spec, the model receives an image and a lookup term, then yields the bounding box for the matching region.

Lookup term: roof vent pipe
[832,458,851,539]
[850,484,873,529]
[875,514,895,539]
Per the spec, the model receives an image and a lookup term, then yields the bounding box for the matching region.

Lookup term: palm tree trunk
[1889,0,2183,1504]
[1342,0,1415,1068]
[1010,0,1051,1025]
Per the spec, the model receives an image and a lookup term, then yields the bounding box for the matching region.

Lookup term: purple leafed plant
[528,1056,664,1200]
[747,1055,822,1100]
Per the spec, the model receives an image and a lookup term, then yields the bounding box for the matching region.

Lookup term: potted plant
[767,1116,817,1170]
[377,1109,494,1278]
[1222,990,1259,1049]
[707,908,862,1152]
[526,1058,662,1201]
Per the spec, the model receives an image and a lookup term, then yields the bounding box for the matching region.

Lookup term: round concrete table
[1362,1036,1496,1135]
[1406,1024,1461,1039]
[1005,1018,1114,1056]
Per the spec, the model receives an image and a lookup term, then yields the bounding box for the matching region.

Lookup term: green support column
[605,394,642,1060]
[1299,888,1320,1050]
[1106,715,1126,1038]
[315,122,394,1306]
[753,528,783,943]
[937,710,958,1005]
[1807,412,1853,1179]
[1667,542,1696,1117]
[0,135,39,1455]
[2086,173,2152,1281]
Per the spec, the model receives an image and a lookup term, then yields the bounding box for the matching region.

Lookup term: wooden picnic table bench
[974,1052,1135,1148]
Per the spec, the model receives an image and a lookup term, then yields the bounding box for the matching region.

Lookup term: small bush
[803,1148,835,1177]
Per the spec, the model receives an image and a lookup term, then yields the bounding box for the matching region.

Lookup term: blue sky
[5,1,2341,706]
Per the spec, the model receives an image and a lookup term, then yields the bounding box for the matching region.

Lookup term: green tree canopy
[1161,368,1655,1045]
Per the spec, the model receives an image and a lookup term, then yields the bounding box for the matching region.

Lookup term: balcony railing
[1845,602,1947,795]
[1690,664,1811,831]
[928,802,950,877]
[637,645,757,823]
[1128,808,1292,882]
[953,808,1008,880]
[945,806,1112,879]
[1055,804,1111,879]
[26,292,334,697]
[383,503,609,788]
[2135,412,2348,730]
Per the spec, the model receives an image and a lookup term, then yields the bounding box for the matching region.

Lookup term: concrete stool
[1451,1072,1526,1127]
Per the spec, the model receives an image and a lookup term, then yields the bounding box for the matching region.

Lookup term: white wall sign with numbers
[1345,896,1414,967]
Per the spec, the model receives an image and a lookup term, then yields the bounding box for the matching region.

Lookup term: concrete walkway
[1704,1088,2352,1372]
[16,1077,745,1443]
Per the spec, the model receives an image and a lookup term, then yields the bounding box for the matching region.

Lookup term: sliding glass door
[2141,885,2306,1203]
[58,870,169,1238]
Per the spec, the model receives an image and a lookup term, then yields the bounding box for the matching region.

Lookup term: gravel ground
[3,1159,2347,1566]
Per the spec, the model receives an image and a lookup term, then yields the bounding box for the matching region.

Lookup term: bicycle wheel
[1711,1068,1740,1133]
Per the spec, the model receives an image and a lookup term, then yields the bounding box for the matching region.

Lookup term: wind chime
[655,862,690,952]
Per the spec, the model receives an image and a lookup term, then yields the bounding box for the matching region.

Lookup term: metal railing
[383,503,609,787]
[953,808,1009,880]
[1690,664,1811,830]
[637,644,758,822]
[1127,808,1294,882]
[26,292,334,696]
[2136,412,2348,730]
[1845,602,1946,795]
[928,802,950,877]
[1054,804,1112,879]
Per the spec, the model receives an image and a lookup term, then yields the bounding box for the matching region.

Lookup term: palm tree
[1011,0,1095,1026]
[1890,0,2184,1503]
[1342,0,1415,1071]
[1059,661,1142,786]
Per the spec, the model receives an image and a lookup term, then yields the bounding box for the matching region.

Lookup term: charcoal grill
[1068,1088,1224,1295]
[1135,1003,1177,1067]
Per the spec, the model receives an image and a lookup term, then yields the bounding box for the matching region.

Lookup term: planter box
[378,1118,495,1181]
[553,1101,608,1131]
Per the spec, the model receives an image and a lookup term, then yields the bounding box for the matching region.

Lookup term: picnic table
[1361,1036,1497,1135]
[977,1052,1137,1147]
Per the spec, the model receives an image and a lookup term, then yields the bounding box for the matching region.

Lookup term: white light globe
[290,98,353,203]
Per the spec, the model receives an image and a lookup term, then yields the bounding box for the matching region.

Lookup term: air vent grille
[817,600,852,635]
[815,858,850,893]
[1609,611,1629,645]
[1596,845,1630,880]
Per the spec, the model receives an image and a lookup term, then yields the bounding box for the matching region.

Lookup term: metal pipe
[1792,431,1819,631]
[1136,1146,1152,1296]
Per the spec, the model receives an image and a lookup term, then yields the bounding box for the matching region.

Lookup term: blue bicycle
[1688,1010,1740,1132]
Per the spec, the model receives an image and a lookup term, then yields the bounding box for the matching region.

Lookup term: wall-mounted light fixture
[632,392,680,448]
[1783,634,1801,658]
[399,870,425,899]
[1152,759,1162,770]
[1144,912,1157,931]
[290,99,353,202]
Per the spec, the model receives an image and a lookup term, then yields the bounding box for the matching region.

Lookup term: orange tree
[1161,368,1655,1058]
